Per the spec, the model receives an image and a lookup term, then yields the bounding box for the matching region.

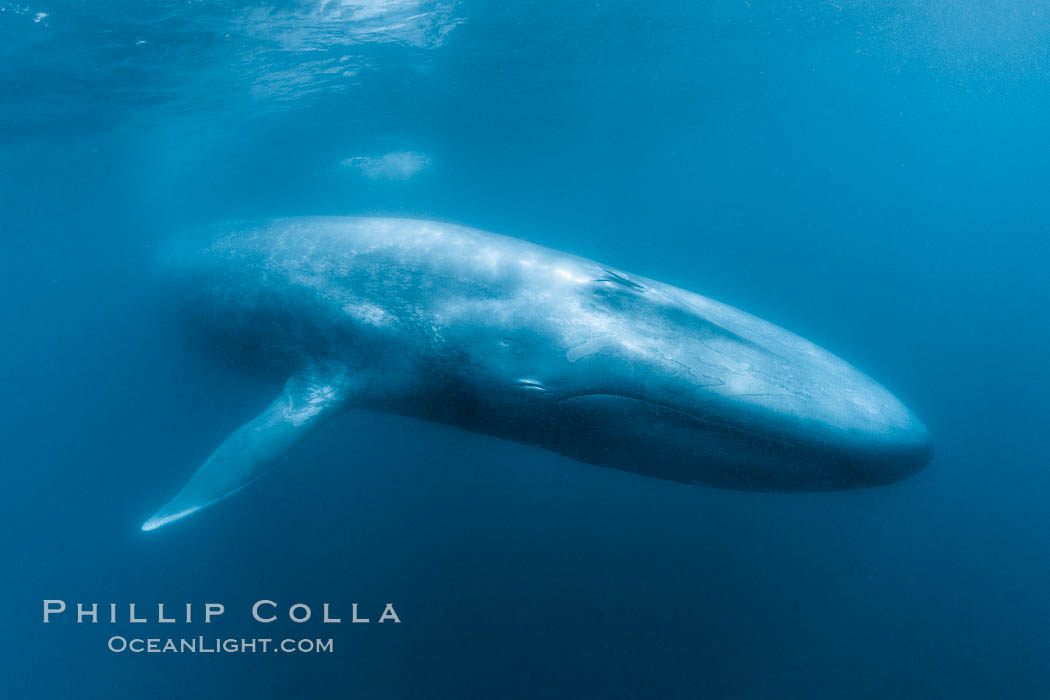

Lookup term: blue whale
[142,217,932,531]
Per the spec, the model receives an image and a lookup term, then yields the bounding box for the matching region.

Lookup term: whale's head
[566,272,932,490]
[465,259,933,492]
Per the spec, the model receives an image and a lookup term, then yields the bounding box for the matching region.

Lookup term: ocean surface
[3,1,1049,698]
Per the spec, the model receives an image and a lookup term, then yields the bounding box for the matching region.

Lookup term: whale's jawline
[546,393,930,492]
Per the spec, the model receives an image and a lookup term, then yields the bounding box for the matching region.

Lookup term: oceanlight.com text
[106,636,335,654]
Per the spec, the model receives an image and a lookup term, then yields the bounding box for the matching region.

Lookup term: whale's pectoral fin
[141,363,355,532]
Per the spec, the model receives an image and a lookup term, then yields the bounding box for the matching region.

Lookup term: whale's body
[143,217,931,530]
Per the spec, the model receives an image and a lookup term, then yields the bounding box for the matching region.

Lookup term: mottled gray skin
[169,216,932,493]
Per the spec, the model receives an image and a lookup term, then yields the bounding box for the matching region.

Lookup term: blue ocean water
[3,1,1049,697]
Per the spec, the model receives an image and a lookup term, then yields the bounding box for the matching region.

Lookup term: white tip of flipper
[141,506,202,532]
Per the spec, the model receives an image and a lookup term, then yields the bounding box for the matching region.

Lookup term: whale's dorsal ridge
[141,361,354,532]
